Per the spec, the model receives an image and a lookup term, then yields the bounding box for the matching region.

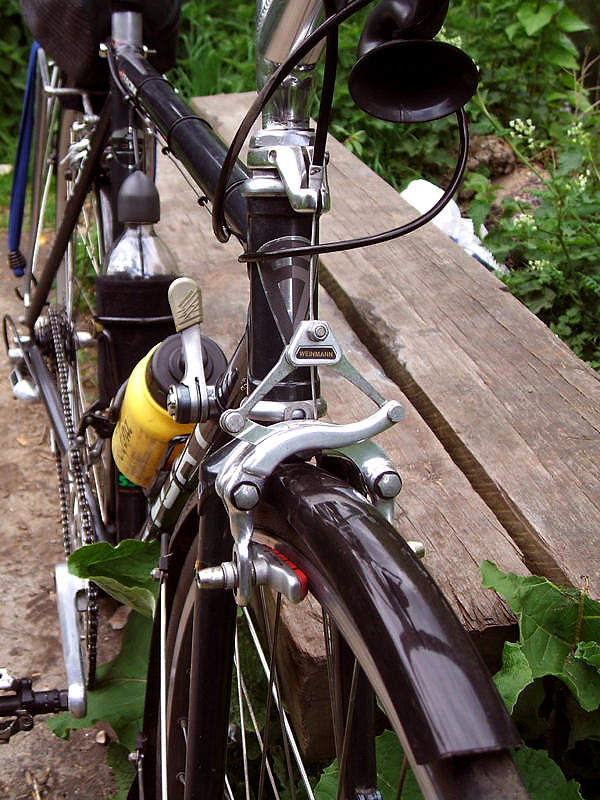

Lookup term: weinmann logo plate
[295,346,337,361]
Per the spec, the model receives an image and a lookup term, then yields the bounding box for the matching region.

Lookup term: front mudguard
[265,461,519,765]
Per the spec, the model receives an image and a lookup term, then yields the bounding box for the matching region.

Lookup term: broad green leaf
[575,641,600,670]
[555,7,589,33]
[107,741,136,800]
[314,731,421,800]
[512,679,548,741]
[314,760,338,800]
[514,745,584,799]
[481,562,600,711]
[516,3,557,36]
[48,611,151,751]
[504,22,521,42]
[564,693,600,750]
[68,539,160,617]
[543,46,580,71]
[494,641,533,712]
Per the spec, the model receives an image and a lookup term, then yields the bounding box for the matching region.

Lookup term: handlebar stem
[256,0,326,128]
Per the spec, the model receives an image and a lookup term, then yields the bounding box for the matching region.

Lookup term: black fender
[264,461,519,764]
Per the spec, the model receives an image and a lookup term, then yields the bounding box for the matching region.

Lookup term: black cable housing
[211,0,470,264]
[240,108,469,262]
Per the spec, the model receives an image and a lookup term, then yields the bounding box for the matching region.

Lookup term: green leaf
[494,641,534,712]
[48,611,151,751]
[68,539,160,617]
[555,8,589,33]
[107,741,136,800]
[504,22,521,42]
[481,562,600,711]
[564,692,600,749]
[575,641,600,671]
[514,745,584,799]
[557,147,584,176]
[543,46,580,71]
[314,730,422,800]
[517,3,557,36]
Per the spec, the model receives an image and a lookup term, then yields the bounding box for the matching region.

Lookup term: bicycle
[2,0,530,797]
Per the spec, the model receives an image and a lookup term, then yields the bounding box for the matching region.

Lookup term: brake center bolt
[308,322,329,342]
[374,471,402,499]
[231,482,260,510]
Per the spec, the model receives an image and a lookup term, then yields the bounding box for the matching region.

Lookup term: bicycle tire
[150,462,529,800]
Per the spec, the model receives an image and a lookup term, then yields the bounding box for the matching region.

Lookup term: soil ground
[0,237,118,798]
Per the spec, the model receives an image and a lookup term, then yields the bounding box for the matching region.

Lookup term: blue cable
[8,42,40,277]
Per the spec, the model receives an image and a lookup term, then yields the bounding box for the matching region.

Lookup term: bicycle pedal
[54,563,87,718]
[0,669,16,690]
[8,364,40,403]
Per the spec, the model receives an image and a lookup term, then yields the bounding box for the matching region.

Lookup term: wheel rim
[161,527,410,800]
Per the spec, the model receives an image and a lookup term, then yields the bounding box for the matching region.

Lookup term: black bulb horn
[348,0,479,123]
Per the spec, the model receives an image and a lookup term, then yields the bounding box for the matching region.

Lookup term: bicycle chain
[48,306,98,687]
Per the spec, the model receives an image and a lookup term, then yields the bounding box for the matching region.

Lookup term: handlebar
[112,46,250,242]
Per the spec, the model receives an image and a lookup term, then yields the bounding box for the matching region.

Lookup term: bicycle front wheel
[154,462,528,800]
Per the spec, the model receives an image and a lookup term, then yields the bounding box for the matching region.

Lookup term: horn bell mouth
[348,40,479,123]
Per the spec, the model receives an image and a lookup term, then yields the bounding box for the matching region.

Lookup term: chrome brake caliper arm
[212,399,404,605]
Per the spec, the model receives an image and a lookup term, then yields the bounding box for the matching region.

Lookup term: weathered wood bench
[155,91,600,668]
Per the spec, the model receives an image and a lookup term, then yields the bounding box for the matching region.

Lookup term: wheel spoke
[335,658,360,800]
[234,624,251,800]
[241,607,315,800]
[235,669,281,800]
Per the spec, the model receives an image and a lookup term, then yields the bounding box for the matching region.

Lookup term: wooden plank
[156,105,531,662]
[188,92,600,600]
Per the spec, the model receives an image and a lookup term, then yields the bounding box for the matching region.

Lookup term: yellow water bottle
[111,336,194,488]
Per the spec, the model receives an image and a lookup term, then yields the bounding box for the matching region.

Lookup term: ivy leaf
[514,745,584,799]
[516,3,557,36]
[481,562,600,711]
[48,611,151,751]
[543,45,579,71]
[68,539,160,618]
[555,7,589,34]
